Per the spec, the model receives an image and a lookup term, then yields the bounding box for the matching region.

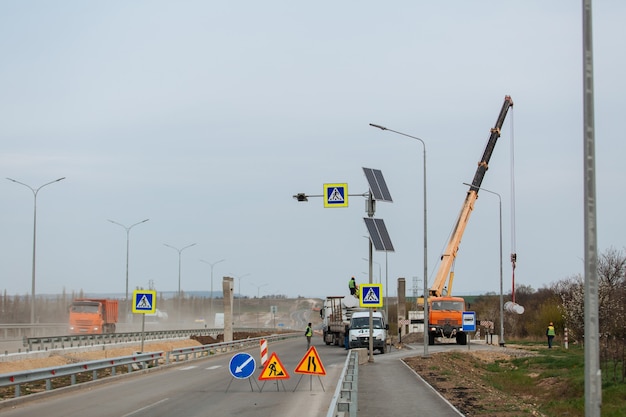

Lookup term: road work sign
[294,346,326,376]
[259,352,290,381]
[132,290,156,314]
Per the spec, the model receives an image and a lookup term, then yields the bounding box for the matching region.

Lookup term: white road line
[206,365,221,370]
[179,366,197,370]
[121,398,169,417]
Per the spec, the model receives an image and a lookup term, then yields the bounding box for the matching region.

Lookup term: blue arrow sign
[229,352,256,379]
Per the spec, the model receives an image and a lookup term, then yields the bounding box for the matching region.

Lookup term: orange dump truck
[68,299,119,334]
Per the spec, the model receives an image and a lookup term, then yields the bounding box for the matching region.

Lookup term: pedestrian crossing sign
[359,284,383,308]
[132,290,157,314]
[323,183,348,208]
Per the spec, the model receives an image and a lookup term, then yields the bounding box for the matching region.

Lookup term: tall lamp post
[108,218,149,319]
[164,243,197,322]
[231,273,250,325]
[7,176,66,324]
[362,258,381,284]
[200,258,225,325]
[250,282,268,328]
[464,183,504,346]
[369,123,429,357]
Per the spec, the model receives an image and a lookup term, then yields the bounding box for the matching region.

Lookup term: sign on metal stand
[462,311,476,350]
[132,290,157,353]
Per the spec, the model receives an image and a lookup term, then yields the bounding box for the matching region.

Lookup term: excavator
[426,95,513,345]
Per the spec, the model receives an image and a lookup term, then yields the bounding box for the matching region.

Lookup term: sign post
[132,290,157,352]
[462,311,476,350]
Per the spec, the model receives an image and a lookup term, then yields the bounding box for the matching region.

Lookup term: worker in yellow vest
[546,322,556,348]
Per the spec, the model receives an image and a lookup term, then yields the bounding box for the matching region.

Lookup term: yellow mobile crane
[427,95,513,345]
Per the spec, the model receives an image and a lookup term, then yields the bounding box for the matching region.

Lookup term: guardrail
[326,349,358,417]
[165,332,300,364]
[19,327,270,353]
[0,332,301,400]
[0,351,164,398]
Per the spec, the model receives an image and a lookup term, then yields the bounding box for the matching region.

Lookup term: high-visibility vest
[547,325,556,336]
[305,326,312,337]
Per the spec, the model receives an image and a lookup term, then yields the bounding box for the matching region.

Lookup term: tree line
[470,246,626,383]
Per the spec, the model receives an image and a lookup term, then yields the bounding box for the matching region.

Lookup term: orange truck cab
[68,299,119,334]
[428,296,466,345]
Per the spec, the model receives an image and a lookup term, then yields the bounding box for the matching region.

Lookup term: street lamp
[362,258,381,284]
[369,123,429,357]
[200,258,225,325]
[6,176,66,324]
[230,273,250,325]
[250,282,268,328]
[464,183,505,346]
[108,219,149,311]
[164,243,197,322]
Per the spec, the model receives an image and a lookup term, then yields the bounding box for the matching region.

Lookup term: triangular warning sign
[328,188,344,202]
[294,346,326,376]
[364,287,379,302]
[258,352,290,381]
[137,295,152,309]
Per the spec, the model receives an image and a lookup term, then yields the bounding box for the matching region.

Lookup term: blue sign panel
[132,290,156,314]
[229,352,256,380]
[462,311,476,332]
[359,284,383,308]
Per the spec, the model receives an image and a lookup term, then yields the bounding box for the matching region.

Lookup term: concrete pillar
[222,277,234,342]
[397,278,406,335]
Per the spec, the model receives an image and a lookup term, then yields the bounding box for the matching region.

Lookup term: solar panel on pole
[363,217,395,252]
[363,168,392,202]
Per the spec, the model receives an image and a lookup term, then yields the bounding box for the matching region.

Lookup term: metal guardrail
[0,351,164,398]
[165,333,300,364]
[0,332,301,400]
[20,327,269,352]
[326,349,358,417]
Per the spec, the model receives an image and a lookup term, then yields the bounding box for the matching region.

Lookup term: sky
[1,2,625,303]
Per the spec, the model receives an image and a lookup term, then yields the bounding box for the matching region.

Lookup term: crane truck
[426,95,513,345]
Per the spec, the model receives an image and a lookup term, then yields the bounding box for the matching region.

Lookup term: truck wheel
[456,333,467,345]
[428,333,435,346]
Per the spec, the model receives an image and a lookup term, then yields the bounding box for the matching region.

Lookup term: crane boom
[429,95,513,297]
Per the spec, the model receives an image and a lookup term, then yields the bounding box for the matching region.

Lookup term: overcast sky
[1,2,624,304]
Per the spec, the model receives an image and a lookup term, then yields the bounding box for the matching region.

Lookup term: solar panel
[363,217,395,252]
[363,168,392,202]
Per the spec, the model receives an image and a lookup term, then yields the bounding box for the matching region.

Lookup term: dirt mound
[190,331,285,345]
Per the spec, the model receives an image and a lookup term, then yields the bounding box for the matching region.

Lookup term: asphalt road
[0,335,486,416]
[0,337,348,417]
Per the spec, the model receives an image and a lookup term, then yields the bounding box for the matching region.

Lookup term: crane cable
[509,105,517,303]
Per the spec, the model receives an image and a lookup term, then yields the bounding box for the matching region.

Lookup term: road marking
[206,365,221,370]
[179,366,197,371]
[122,398,169,417]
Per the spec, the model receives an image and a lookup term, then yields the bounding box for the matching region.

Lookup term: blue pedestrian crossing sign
[323,183,348,208]
[132,290,157,314]
[359,284,383,308]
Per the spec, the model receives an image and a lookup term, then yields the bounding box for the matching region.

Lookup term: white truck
[348,310,388,354]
